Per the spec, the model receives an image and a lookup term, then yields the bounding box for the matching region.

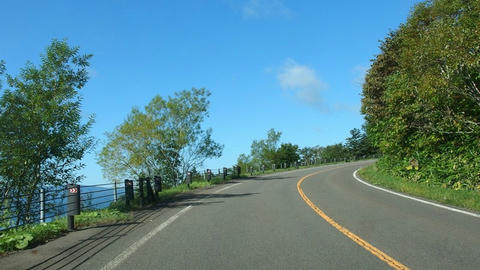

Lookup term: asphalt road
[4,161,480,269]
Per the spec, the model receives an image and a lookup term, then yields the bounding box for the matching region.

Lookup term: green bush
[362,0,480,191]
[0,209,128,254]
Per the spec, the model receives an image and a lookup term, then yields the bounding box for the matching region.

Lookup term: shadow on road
[23,184,254,270]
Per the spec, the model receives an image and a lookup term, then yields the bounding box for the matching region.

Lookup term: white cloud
[277,59,327,109]
[242,0,292,18]
[87,67,98,79]
[353,65,369,86]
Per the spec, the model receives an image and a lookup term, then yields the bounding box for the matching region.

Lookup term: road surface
[3,160,480,269]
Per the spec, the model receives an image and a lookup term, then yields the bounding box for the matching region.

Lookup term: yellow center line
[297,169,410,270]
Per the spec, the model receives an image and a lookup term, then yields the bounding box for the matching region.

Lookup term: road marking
[213,182,241,194]
[101,182,241,270]
[353,169,480,218]
[297,171,409,270]
[100,206,192,270]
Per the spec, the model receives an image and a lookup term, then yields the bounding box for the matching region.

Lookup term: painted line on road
[212,182,242,195]
[353,169,480,218]
[297,171,409,270]
[100,206,192,270]
[100,182,241,270]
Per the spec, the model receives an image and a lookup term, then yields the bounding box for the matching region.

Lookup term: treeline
[236,128,377,170]
[362,0,480,190]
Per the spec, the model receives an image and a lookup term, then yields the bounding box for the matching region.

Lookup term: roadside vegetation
[0,208,129,254]
[361,0,480,193]
[236,127,378,171]
[359,164,480,213]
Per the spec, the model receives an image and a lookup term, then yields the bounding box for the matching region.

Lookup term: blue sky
[0,0,421,184]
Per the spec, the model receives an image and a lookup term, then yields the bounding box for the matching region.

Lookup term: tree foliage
[97,88,223,186]
[236,127,376,170]
[0,40,94,224]
[361,0,480,190]
[273,143,299,165]
[345,128,377,159]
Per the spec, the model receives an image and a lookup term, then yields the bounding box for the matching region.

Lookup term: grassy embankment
[358,164,480,212]
[0,208,130,254]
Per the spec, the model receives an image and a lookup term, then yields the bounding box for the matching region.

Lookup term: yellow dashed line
[297,170,410,270]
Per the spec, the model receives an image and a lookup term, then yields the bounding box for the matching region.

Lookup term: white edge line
[100,182,242,270]
[212,182,241,194]
[353,169,480,218]
[100,205,192,270]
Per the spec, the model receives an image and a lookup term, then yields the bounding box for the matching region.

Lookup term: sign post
[67,184,80,231]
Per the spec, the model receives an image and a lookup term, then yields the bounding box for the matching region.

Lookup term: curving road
[3,161,480,269]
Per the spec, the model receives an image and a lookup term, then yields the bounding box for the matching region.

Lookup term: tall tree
[249,128,282,166]
[345,128,377,159]
[0,40,94,224]
[98,88,223,186]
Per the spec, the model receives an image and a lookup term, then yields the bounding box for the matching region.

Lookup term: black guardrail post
[67,184,80,231]
[187,171,192,188]
[146,177,154,203]
[125,179,134,208]
[39,188,45,223]
[113,181,118,202]
[154,176,162,195]
[207,169,212,181]
[139,178,144,208]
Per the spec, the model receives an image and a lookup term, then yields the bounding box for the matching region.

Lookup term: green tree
[345,128,377,159]
[273,143,299,166]
[362,0,480,190]
[236,153,251,173]
[298,146,320,165]
[321,144,347,162]
[98,88,223,186]
[0,40,94,224]
[249,128,282,166]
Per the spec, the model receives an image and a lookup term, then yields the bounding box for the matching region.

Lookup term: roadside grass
[358,164,480,213]
[156,181,211,202]
[0,208,129,254]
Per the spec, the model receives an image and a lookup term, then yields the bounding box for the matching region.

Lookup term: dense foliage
[361,0,480,190]
[0,40,94,225]
[97,88,223,186]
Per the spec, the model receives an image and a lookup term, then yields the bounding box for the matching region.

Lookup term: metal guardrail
[0,168,237,231]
